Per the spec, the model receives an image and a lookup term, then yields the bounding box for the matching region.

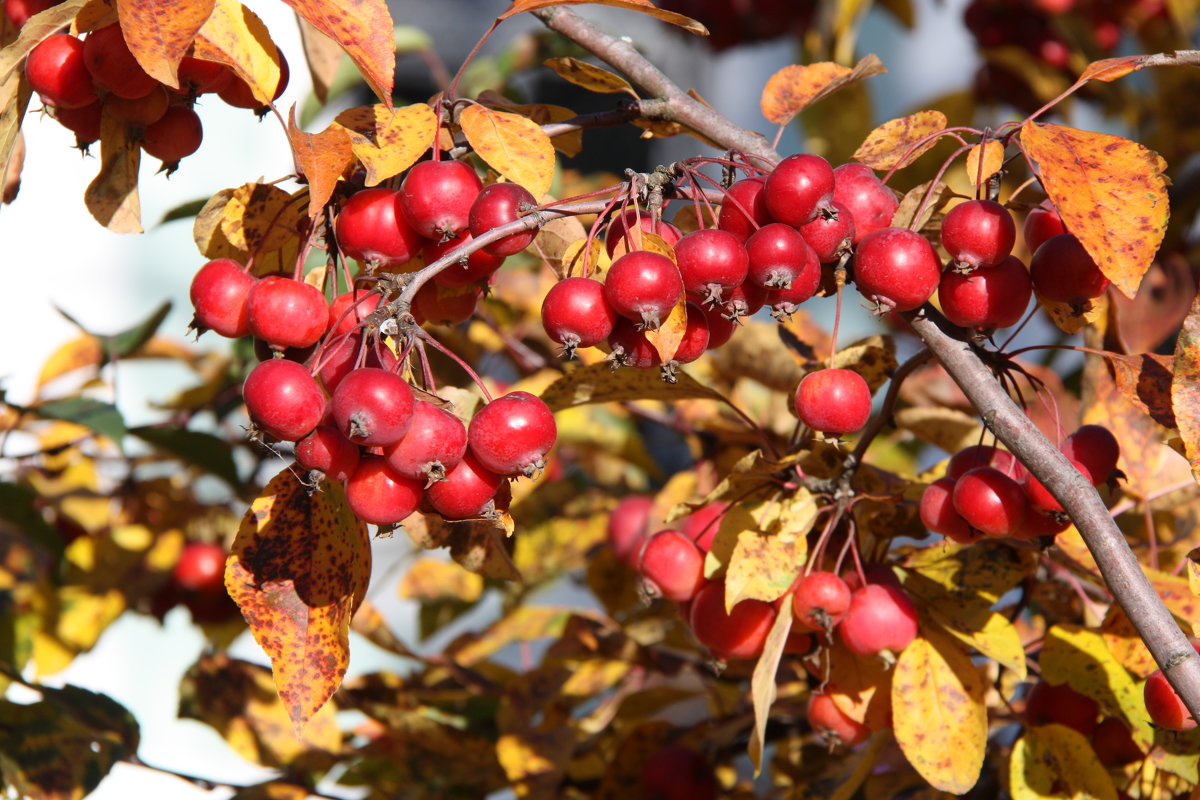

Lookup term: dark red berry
[940,199,1016,270]
[541,276,617,356]
[852,227,941,312]
[604,250,683,330]
[746,222,819,290]
[190,258,256,338]
[717,176,771,242]
[467,391,557,477]
[1030,233,1110,306]
[295,425,361,481]
[330,367,415,447]
[952,466,1028,537]
[335,188,424,269]
[83,24,157,99]
[400,159,482,240]
[938,254,1032,329]
[794,368,871,436]
[763,153,835,226]
[468,182,538,256]
[383,400,467,483]
[246,276,329,349]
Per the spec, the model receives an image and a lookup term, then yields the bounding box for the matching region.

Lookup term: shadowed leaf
[643,295,687,363]
[279,0,394,105]
[760,55,885,126]
[218,182,306,255]
[84,110,141,233]
[1021,121,1168,299]
[1077,50,1200,84]
[1173,293,1200,485]
[965,140,1004,186]
[460,105,555,198]
[748,601,791,775]
[31,398,126,445]
[116,0,214,87]
[192,0,280,105]
[544,56,636,97]
[1108,352,1176,429]
[344,103,437,188]
[725,493,814,609]
[499,0,707,35]
[1010,725,1117,800]
[853,110,947,170]
[296,15,341,104]
[540,361,724,411]
[225,469,370,732]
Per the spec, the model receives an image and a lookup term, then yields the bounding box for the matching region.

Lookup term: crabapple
[190,258,256,338]
[794,369,871,436]
[330,367,415,447]
[345,456,423,526]
[467,391,557,477]
[242,358,326,442]
[838,583,919,658]
[852,227,941,312]
[638,529,707,602]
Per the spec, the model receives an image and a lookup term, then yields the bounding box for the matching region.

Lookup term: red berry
[5,0,61,28]
[217,50,289,110]
[678,503,727,553]
[314,333,399,394]
[608,495,655,567]
[383,400,467,483]
[49,101,101,145]
[400,159,482,240]
[242,358,326,442]
[673,302,712,364]
[794,368,871,436]
[345,455,423,526]
[947,444,1022,480]
[468,182,538,256]
[541,276,617,356]
[799,200,855,262]
[327,290,382,338]
[1013,506,1071,541]
[246,276,329,349]
[940,199,1016,270]
[699,302,737,348]
[689,580,777,660]
[952,466,1028,537]
[26,34,96,109]
[746,222,820,291]
[141,106,203,166]
[1025,680,1100,735]
[427,233,506,289]
[83,25,157,99]
[412,282,481,327]
[710,280,768,323]
[674,228,749,304]
[331,367,415,447]
[717,176,771,242]
[468,391,557,477]
[1145,668,1197,731]
[792,571,852,631]
[638,529,707,602]
[607,317,662,370]
[426,451,503,519]
[175,56,233,95]
[1023,204,1066,255]
[1022,458,1092,514]
[838,583,919,657]
[938,254,1032,330]
[853,227,942,312]
[1060,424,1120,485]
[106,85,170,126]
[763,153,835,226]
[1091,717,1143,767]
[604,208,682,257]
[832,163,898,244]
[190,258,256,338]
[808,692,870,747]
[920,477,978,543]
[334,188,424,269]
[1030,233,1110,306]
[173,541,226,594]
[604,250,683,330]
[295,425,361,481]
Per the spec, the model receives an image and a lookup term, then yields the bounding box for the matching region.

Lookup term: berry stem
[415,327,493,403]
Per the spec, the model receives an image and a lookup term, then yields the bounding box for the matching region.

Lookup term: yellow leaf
[826,641,894,730]
[345,103,438,187]
[748,600,791,776]
[891,631,986,794]
[85,109,141,233]
[556,236,608,280]
[1020,121,1169,299]
[225,469,370,732]
[725,494,814,609]
[539,361,725,412]
[287,109,353,219]
[902,539,1036,604]
[219,182,304,254]
[760,55,886,126]
[116,0,214,88]
[451,606,575,667]
[829,334,897,393]
[398,558,483,603]
[853,110,948,171]
[1173,294,1200,486]
[459,105,555,198]
[192,0,280,105]
[279,0,394,105]
[893,407,982,454]
[903,571,1027,678]
[1009,725,1118,800]
[498,0,707,35]
[477,92,583,156]
[965,140,1004,186]
[543,56,636,97]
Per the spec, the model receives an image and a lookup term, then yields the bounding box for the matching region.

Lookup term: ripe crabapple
[799,200,855,262]
[639,746,718,800]
[763,153,835,226]
[838,583,919,658]
[345,455,423,526]
[1091,717,1143,767]
[383,400,468,483]
[82,24,158,99]
[334,188,424,269]
[1030,233,1111,306]
[330,367,415,447]
[808,691,870,747]
[425,451,503,519]
[295,425,361,482]
[412,282,481,326]
[604,208,682,257]
[141,106,203,167]
[106,85,170,126]
[952,466,1028,537]
[1060,424,1120,485]
[689,580,777,660]
[175,56,233,95]
[607,495,655,567]
[792,571,852,632]
[468,182,538,256]
[678,502,727,553]
[400,159,483,240]
[852,227,942,312]
[468,391,557,477]
[1022,458,1092,514]
[947,444,1022,480]
[716,176,771,242]
[217,50,289,111]
[794,369,871,436]
[638,529,707,602]
[173,541,226,595]
[1023,204,1066,255]
[327,290,383,338]
[246,276,329,349]
[1144,665,1200,731]
[937,254,1032,330]
[314,333,399,395]
[940,199,1016,270]
[919,477,979,543]
[49,101,101,145]
[1024,680,1100,735]
[607,318,661,369]
[541,277,618,356]
[25,34,96,109]
[745,223,819,290]
[604,250,683,330]
[674,228,749,304]
[242,358,326,442]
[190,258,256,338]
[832,163,898,243]
[427,233,506,289]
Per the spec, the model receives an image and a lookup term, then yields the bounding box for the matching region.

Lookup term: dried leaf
[748,601,791,776]
[1020,121,1169,299]
[498,0,707,36]
[344,103,437,187]
[278,0,394,105]
[1078,50,1200,84]
[533,215,590,278]
[296,15,341,104]
[1108,352,1176,429]
[219,182,304,254]
[287,108,353,219]
[543,56,636,97]
[225,469,370,732]
[891,631,986,794]
[496,730,576,798]
[853,110,947,171]
[0,70,31,211]
[459,104,555,198]
[540,361,724,411]
[902,539,1035,605]
[192,0,280,105]
[965,140,1004,186]
[760,55,885,126]
[1173,293,1200,484]
[890,179,954,232]
[84,109,141,233]
[1009,725,1117,800]
[116,0,213,87]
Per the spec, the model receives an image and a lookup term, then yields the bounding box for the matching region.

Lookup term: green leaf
[55,300,172,364]
[0,482,63,560]
[32,397,127,446]
[129,425,241,489]
[158,198,210,225]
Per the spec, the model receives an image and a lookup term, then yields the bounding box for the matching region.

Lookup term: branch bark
[532,7,1200,720]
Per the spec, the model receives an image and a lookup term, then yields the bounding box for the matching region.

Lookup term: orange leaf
[225,469,370,732]
[891,631,986,793]
[296,14,342,104]
[543,56,637,97]
[498,0,707,35]
[115,0,213,88]
[84,108,141,233]
[192,0,280,105]
[1078,51,1200,85]
[459,104,555,198]
[277,0,394,106]
[1173,293,1200,484]
[760,55,885,126]
[853,110,947,171]
[643,295,687,365]
[287,108,353,219]
[1020,121,1168,299]
[965,140,1004,186]
[344,103,437,187]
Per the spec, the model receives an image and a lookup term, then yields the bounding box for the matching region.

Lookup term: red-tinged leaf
[748,600,791,776]
[1020,121,1169,299]
[1173,293,1200,484]
[852,110,947,170]
[0,0,88,81]
[760,55,885,126]
[344,103,437,187]
[1108,352,1176,429]
[1078,50,1200,85]
[891,631,986,793]
[115,0,213,88]
[287,107,353,219]
[498,0,708,35]
[965,140,1004,186]
[85,109,141,233]
[225,469,370,732]
[192,0,280,106]
[278,0,394,106]
[543,56,637,97]
[459,104,555,197]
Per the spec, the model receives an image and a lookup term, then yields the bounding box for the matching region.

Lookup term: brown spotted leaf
[115,0,213,88]
[192,0,279,105]
[1173,293,1200,484]
[278,0,394,105]
[852,110,947,171]
[543,56,636,97]
[760,55,885,126]
[748,600,791,776]
[891,630,986,793]
[1109,352,1176,429]
[219,182,304,254]
[965,140,1004,186]
[1077,50,1200,85]
[225,469,370,732]
[725,493,814,610]
[344,103,437,187]
[287,108,353,219]
[498,0,707,35]
[540,361,724,412]
[1010,725,1118,800]
[84,109,141,233]
[459,104,555,198]
[1020,121,1169,298]
[477,92,583,157]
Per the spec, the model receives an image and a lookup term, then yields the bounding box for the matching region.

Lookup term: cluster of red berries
[21,17,288,168]
[1024,680,1145,766]
[658,0,817,52]
[920,425,1121,543]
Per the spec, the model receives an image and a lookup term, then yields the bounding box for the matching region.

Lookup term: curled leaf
[1173,293,1200,485]
[85,109,141,233]
[498,0,707,36]
[965,140,1004,186]
[760,55,885,126]
[544,56,636,97]
[853,110,947,171]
